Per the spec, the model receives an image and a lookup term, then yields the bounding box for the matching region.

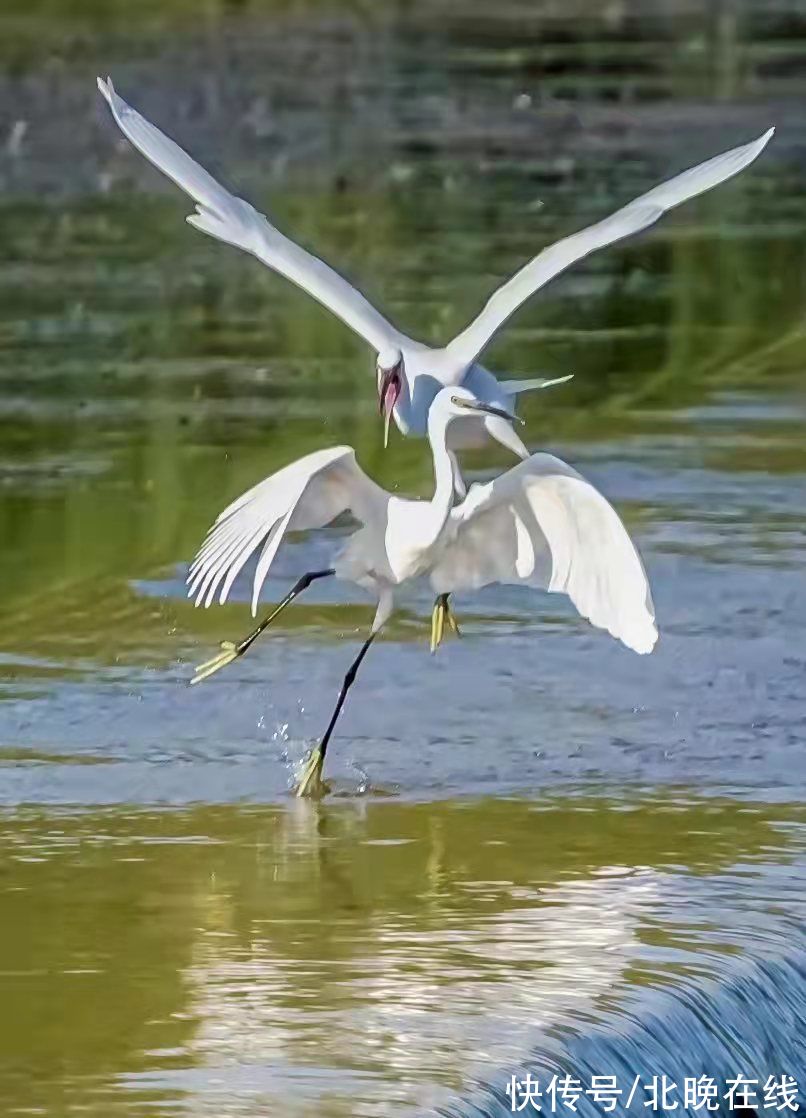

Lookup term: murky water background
[1,2,805,1115]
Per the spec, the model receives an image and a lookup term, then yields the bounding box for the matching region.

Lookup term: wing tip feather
[740,126,775,167]
[632,631,659,655]
[620,617,658,655]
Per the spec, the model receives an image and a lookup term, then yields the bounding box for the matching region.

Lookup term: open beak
[452,397,524,425]
[378,365,402,448]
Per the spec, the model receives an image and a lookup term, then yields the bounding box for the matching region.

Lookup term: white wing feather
[97,77,404,353]
[430,454,657,654]
[499,374,574,396]
[446,128,774,368]
[187,446,385,614]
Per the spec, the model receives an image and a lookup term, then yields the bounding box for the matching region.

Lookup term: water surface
[1,2,805,1115]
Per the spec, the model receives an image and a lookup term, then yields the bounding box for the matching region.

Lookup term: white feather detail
[430,453,657,654]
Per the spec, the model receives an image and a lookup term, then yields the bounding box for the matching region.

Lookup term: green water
[4,798,804,1117]
[1,2,805,1114]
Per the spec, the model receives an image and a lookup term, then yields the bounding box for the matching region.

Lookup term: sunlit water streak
[1,3,806,1115]
[451,952,806,1116]
[449,852,806,1116]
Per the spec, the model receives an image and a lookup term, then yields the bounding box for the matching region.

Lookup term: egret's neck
[426,410,456,537]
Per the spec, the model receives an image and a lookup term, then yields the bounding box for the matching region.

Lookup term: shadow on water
[1,1,806,1115]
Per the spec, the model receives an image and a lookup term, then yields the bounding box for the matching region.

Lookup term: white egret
[97,78,772,486]
[187,385,657,796]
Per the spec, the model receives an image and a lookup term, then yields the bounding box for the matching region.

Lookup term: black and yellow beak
[451,396,524,425]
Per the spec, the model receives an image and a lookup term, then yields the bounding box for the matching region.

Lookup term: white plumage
[97,76,772,478]
[430,455,657,654]
[443,130,775,370]
[184,386,657,794]
[188,446,387,616]
[187,387,657,655]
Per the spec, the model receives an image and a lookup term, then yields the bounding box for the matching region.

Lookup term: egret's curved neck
[426,409,456,537]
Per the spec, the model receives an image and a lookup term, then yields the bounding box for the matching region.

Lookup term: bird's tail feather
[500,374,574,396]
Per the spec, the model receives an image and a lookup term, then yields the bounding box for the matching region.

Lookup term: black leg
[296,633,376,796]
[191,568,334,685]
[234,568,335,657]
[320,634,376,763]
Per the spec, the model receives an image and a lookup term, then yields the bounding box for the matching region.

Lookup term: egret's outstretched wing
[430,454,657,653]
[446,129,774,370]
[98,77,405,353]
[187,446,385,614]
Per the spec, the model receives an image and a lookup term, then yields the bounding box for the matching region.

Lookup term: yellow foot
[430,597,445,653]
[190,640,240,685]
[295,746,328,798]
[446,603,461,638]
[430,594,461,653]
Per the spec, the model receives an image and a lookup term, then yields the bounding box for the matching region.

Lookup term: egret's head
[444,385,523,426]
[376,347,403,448]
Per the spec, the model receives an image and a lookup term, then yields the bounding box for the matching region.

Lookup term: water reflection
[0,88,803,631]
[181,874,652,1113]
[1,2,806,1115]
[0,797,802,1117]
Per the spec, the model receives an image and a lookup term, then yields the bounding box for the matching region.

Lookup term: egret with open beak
[98,76,772,489]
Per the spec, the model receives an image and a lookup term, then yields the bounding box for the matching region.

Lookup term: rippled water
[1,2,805,1115]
